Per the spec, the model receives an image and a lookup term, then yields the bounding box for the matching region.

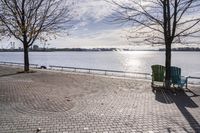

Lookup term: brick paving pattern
[0,66,200,133]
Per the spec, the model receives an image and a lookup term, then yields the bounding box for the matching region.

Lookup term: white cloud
[1,0,200,49]
[74,0,113,22]
[49,28,130,48]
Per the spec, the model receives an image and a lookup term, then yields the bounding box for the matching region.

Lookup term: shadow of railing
[154,88,200,132]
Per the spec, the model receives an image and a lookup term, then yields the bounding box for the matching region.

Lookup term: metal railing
[49,65,151,79]
[0,61,38,68]
[188,76,200,80]
[186,76,200,87]
[0,61,151,79]
[1,61,199,84]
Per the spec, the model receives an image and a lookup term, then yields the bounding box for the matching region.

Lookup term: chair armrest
[181,76,189,84]
[181,76,187,80]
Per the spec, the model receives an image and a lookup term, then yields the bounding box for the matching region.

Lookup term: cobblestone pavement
[0,66,200,133]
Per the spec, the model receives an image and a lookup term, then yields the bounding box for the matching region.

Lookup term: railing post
[186,76,189,88]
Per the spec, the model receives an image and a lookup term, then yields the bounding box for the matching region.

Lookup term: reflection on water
[122,51,148,72]
[0,51,199,78]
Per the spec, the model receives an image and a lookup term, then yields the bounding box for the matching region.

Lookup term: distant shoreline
[0,47,200,52]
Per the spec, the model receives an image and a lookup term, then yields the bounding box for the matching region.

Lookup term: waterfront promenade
[0,65,200,133]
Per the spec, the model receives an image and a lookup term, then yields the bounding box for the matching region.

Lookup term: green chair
[170,66,187,89]
[151,65,165,87]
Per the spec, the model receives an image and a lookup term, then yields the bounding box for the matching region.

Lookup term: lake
[0,51,200,78]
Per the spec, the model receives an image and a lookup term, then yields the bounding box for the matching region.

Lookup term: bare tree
[0,0,74,72]
[110,0,200,89]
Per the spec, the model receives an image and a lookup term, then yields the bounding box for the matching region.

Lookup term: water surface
[0,51,199,78]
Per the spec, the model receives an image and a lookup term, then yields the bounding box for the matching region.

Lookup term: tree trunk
[165,42,171,89]
[24,45,29,72]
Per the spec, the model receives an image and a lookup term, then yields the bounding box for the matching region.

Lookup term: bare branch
[0,0,75,47]
[109,0,200,46]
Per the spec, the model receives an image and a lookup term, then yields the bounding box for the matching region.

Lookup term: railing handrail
[49,65,151,76]
[1,61,200,84]
[187,76,200,80]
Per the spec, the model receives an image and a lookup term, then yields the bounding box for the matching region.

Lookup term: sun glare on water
[118,51,153,72]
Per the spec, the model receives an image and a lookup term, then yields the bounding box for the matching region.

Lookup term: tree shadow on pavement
[153,87,200,132]
[0,72,23,78]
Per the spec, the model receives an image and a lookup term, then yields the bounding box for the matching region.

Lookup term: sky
[0,0,200,49]
[1,0,132,49]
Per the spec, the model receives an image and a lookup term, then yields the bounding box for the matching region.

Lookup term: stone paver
[0,65,200,133]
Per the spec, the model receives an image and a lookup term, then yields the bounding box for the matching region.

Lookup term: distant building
[18,47,22,50]
[10,42,15,50]
[33,45,39,51]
